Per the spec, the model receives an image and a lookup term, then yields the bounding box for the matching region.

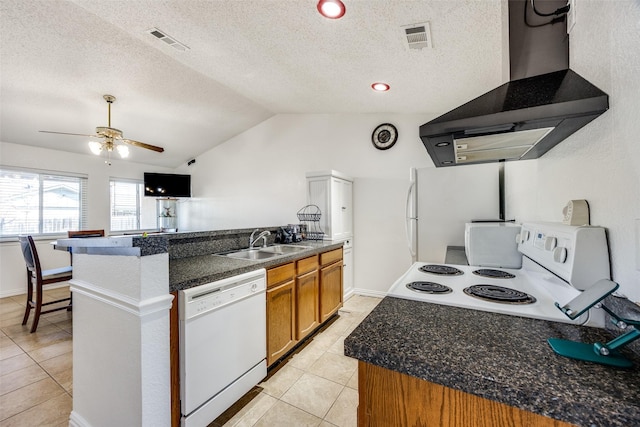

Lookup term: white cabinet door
[307,172,353,241]
[331,178,353,240]
[342,239,354,298]
[339,179,353,239]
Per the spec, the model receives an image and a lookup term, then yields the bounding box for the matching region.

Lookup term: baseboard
[351,288,388,299]
[68,411,91,427]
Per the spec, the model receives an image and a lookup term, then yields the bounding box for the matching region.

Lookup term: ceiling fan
[40,94,164,164]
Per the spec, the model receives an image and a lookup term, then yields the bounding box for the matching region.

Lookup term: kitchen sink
[222,244,313,260]
[259,244,313,254]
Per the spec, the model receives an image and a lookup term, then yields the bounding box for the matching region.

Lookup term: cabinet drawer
[267,262,295,288]
[320,248,343,266]
[296,255,319,275]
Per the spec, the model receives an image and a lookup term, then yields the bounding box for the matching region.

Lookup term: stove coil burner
[472,269,516,279]
[419,264,464,276]
[463,285,536,305]
[406,282,452,294]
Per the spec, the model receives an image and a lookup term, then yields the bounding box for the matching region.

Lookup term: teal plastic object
[548,279,640,368]
[547,337,635,368]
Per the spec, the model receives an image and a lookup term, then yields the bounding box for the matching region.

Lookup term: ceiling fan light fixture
[116,144,130,158]
[317,0,345,19]
[40,94,164,164]
[88,141,103,155]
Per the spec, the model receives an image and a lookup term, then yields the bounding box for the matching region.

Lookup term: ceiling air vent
[146,27,190,51]
[402,22,432,50]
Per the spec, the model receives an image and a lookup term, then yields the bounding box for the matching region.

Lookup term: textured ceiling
[0,0,505,168]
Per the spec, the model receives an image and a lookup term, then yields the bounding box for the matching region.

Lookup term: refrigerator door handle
[405,181,417,259]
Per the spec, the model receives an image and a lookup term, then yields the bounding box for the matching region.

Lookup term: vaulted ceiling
[0,0,504,168]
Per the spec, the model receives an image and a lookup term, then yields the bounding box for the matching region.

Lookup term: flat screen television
[144,173,191,198]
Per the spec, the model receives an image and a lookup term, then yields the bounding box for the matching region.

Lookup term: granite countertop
[169,241,343,292]
[55,227,344,292]
[344,297,640,427]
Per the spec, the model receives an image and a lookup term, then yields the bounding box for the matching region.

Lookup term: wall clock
[371,123,398,150]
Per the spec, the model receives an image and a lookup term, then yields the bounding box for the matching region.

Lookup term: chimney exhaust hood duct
[420,0,609,167]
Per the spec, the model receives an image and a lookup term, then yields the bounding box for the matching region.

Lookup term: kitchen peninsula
[56,229,343,427]
[344,297,640,427]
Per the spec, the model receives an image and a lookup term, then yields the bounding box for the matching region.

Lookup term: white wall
[0,141,172,297]
[4,1,636,303]
[181,1,640,302]
[180,114,437,295]
[506,0,640,302]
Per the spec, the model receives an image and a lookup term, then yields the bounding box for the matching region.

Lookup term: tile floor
[221,294,381,427]
[0,287,380,427]
[0,286,73,426]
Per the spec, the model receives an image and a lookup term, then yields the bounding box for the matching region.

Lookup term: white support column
[67,252,173,427]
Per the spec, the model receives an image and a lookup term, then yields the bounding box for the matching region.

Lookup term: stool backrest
[19,235,39,275]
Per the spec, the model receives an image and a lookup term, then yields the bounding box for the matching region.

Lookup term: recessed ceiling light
[317,0,346,19]
[371,82,390,92]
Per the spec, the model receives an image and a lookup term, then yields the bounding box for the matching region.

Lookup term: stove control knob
[544,236,557,251]
[553,247,568,263]
[520,230,530,243]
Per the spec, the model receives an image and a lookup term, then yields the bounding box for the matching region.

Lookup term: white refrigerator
[406,164,501,263]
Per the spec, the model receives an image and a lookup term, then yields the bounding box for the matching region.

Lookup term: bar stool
[19,235,73,333]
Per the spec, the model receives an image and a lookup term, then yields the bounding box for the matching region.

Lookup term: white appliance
[389,222,611,327]
[179,269,267,427]
[406,165,501,263]
[465,222,522,268]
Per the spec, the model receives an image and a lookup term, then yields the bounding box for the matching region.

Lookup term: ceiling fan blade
[39,130,99,138]
[122,139,165,153]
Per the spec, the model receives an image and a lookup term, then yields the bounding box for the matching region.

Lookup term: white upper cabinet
[306,170,353,241]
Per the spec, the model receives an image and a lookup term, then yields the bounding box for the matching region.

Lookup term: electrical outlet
[567,0,576,34]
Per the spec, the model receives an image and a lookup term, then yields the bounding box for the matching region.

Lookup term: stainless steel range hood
[420,0,609,167]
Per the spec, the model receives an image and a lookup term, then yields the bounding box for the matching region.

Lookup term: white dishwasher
[179,269,267,427]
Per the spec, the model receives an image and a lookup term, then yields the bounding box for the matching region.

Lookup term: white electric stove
[388,222,612,327]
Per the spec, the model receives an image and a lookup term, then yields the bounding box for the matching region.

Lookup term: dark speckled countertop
[169,241,343,292]
[55,227,343,293]
[344,297,640,427]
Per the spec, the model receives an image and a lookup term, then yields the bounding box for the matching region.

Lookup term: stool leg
[30,278,44,333]
[21,270,33,326]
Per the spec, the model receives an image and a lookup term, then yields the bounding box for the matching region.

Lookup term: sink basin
[222,244,313,260]
[259,244,313,254]
[223,249,280,260]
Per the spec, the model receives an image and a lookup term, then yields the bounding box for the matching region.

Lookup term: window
[109,179,156,232]
[0,168,88,237]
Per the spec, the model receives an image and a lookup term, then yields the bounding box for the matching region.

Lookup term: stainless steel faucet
[249,229,271,248]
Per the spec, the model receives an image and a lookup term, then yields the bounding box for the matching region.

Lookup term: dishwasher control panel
[180,269,266,320]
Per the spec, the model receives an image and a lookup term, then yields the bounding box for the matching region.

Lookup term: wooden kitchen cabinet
[169,291,180,427]
[320,248,343,323]
[320,260,343,323]
[357,361,575,427]
[266,247,343,367]
[295,256,319,340]
[266,281,296,366]
[266,263,296,367]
